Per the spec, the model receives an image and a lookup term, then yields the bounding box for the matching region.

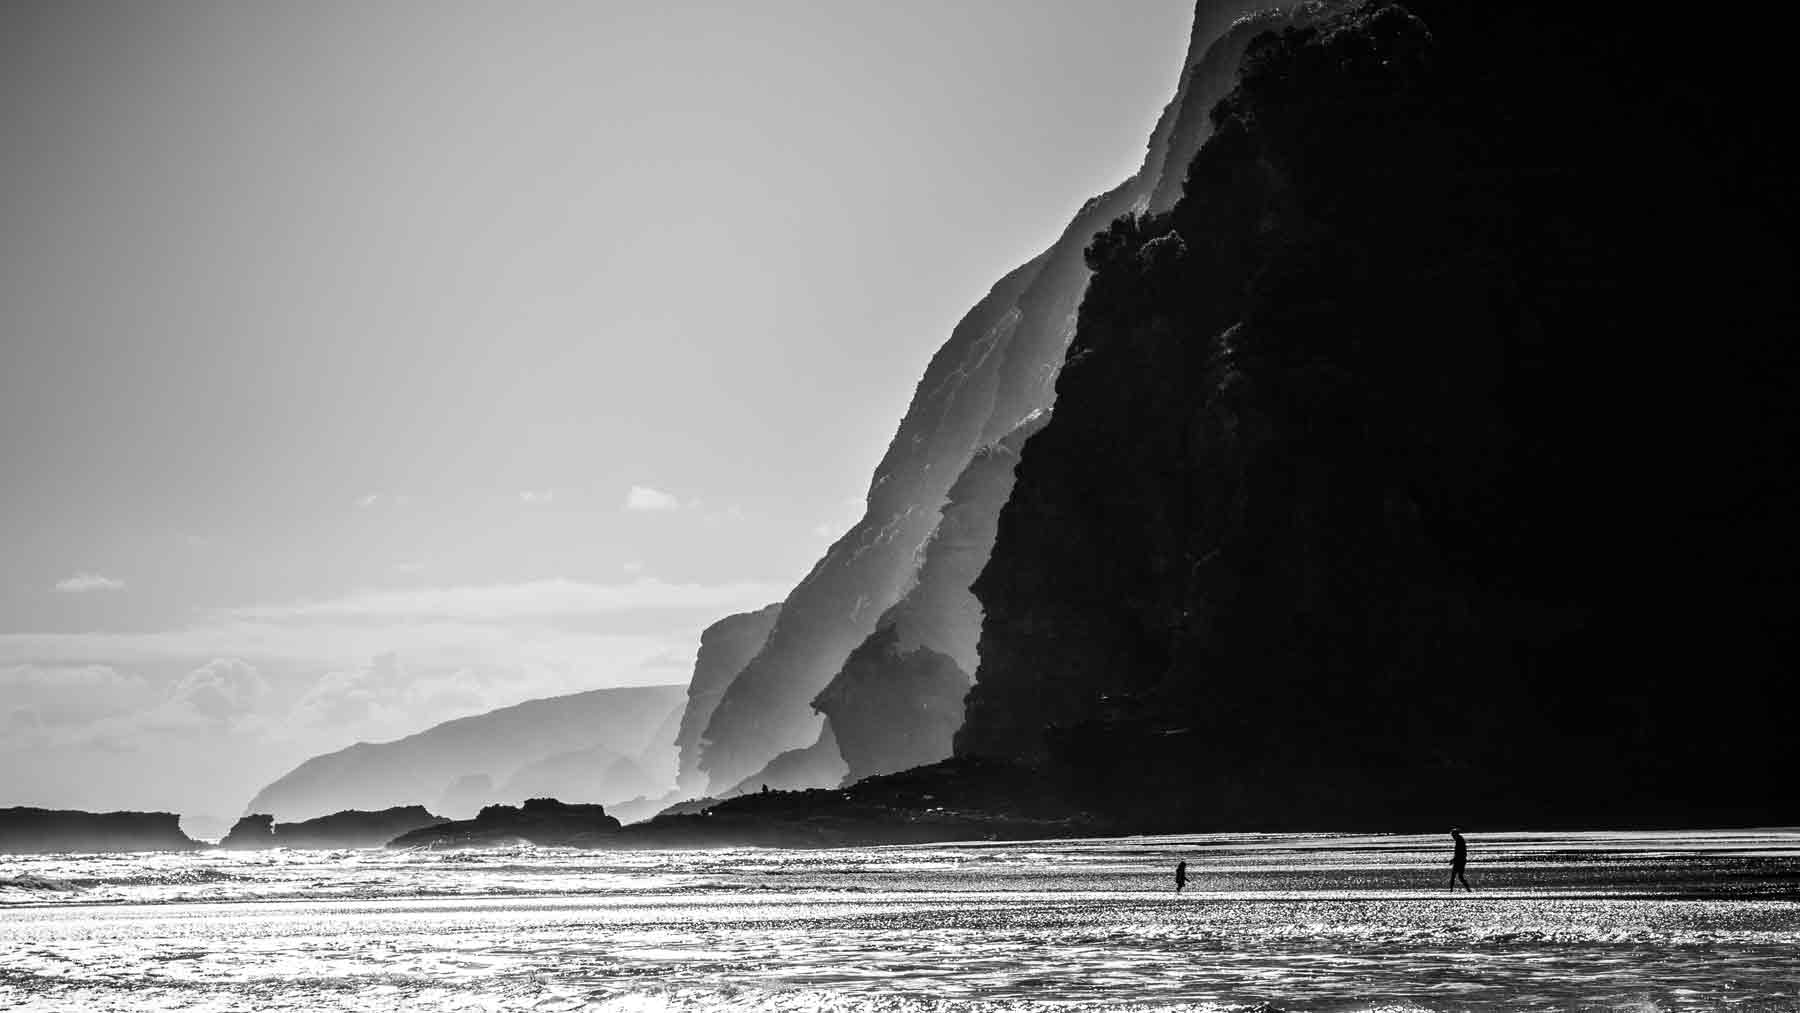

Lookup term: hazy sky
[1,0,1197,832]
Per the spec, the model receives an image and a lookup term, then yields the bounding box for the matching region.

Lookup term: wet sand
[3,829,1797,1010]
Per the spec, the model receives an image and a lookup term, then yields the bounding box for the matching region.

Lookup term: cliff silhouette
[957,0,1798,828]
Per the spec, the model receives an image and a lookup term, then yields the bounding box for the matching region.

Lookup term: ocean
[3,830,1797,1011]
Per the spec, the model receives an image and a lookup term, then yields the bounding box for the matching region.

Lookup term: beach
[3,830,1797,1011]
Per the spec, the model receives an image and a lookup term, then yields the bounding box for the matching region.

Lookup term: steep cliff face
[247,685,685,821]
[699,0,1286,793]
[695,258,1044,792]
[673,604,781,796]
[812,415,1043,782]
[960,0,1799,827]
[805,3,1327,786]
[0,808,199,854]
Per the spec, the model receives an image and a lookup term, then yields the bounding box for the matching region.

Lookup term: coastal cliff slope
[958,0,1799,828]
[672,604,781,796]
[697,0,1289,793]
[245,685,685,821]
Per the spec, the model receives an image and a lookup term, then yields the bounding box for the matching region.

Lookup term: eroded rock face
[0,808,199,854]
[812,628,970,785]
[960,0,1799,828]
[697,0,1284,793]
[673,604,781,796]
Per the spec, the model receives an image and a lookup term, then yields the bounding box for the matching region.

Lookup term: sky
[1,0,1199,835]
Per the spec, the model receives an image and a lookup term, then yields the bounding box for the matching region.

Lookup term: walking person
[1174,859,1188,893]
[1449,827,1472,892]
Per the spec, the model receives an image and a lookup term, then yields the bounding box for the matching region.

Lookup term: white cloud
[291,653,409,729]
[53,573,125,594]
[167,657,268,724]
[0,576,776,753]
[0,621,699,677]
[625,485,682,511]
[0,664,143,692]
[519,490,554,504]
[0,664,151,731]
[221,578,785,622]
[621,561,645,574]
[1,659,267,753]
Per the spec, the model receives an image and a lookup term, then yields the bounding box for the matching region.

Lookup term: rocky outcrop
[609,759,1099,850]
[387,798,620,849]
[245,684,685,821]
[220,807,447,850]
[699,0,1287,794]
[811,628,972,784]
[959,0,1800,829]
[217,814,275,849]
[673,604,781,796]
[0,807,199,854]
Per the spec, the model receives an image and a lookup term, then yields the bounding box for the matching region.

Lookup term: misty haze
[3,1,1796,1011]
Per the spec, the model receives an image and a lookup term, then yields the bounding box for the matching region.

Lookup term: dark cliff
[959,0,1799,828]
[219,806,446,850]
[246,684,685,820]
[387,798,620,850]
[1,807,199,854]
[698,0,1289,793]
[673,604,781,796]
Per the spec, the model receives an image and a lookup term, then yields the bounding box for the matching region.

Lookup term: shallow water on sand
[3,830,1797,1011]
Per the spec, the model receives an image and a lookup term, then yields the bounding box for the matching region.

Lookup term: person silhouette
[1174,859,1188,893]
[1449,828,1472,892]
